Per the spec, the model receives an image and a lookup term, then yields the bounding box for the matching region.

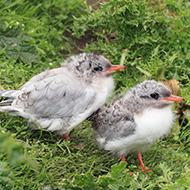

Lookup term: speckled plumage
[0,53,125,136]
[90,80,183,158]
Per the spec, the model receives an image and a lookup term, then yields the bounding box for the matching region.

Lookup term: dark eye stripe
[140,95,150,99]
[89,62,92,69]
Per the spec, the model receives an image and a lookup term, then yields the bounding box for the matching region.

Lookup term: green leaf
[20,51,38,64]
[110,162,128,179]
[0,25,39,64]
[168,168,190,190]
[4,47,19,60]
[0,163,14,190]
[73,173,96,189]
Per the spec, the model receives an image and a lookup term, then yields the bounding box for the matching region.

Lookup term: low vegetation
[0,0,190,189]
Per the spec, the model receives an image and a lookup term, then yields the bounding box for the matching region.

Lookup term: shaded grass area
[0,0,190,189]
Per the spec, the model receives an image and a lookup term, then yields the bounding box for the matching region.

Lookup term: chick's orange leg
[63,135,84,148]
[71,144,85,149]
[120,157,133,176]
[63,135,73,140]
[136,152,152,173]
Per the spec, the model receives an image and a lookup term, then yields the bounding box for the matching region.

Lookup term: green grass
[0,0,190,189]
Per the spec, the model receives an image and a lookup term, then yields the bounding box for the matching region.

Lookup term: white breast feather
[104,106,174,157]
[62,76,114,134]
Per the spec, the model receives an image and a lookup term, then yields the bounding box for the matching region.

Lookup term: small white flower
[49,62,53,66]
[16,21,19,25]
[2,130,5,133]
[22,24,25,26]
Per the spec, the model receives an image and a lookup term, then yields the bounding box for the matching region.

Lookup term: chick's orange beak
[158,94,185,102]
[102,65,127,73]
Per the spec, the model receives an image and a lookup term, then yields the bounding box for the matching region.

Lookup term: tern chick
[0,53,126,137]
[89,80,184,172]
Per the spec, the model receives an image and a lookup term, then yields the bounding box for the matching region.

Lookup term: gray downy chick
[89,80,184,172]
[0,53,126,137]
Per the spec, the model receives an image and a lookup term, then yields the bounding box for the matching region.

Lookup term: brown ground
[86,0,109,10]
[61,0,109,55]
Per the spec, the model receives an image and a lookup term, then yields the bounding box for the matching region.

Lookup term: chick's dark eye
[93,66,103,72]
[150,92,159,100]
